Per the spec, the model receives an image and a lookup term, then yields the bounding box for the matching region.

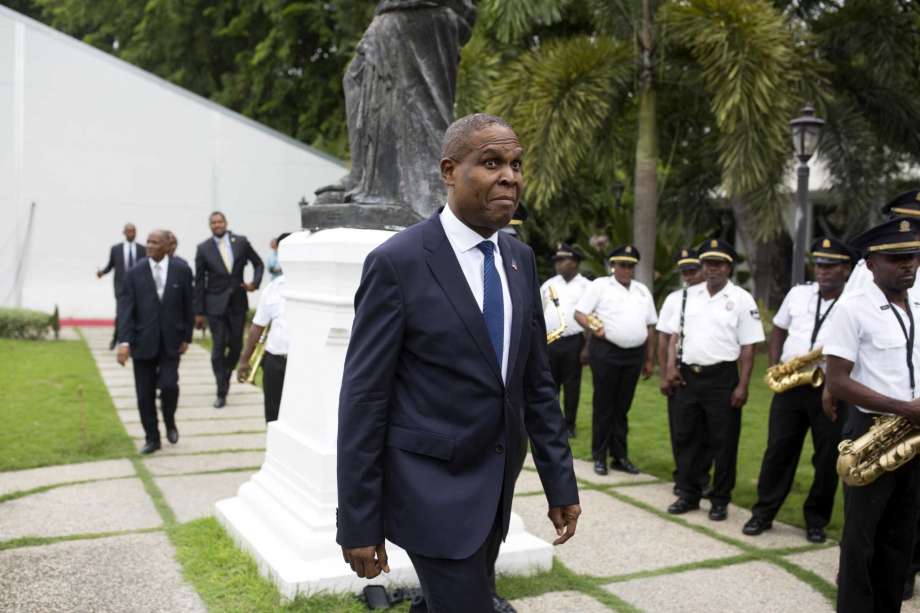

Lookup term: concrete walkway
[1,328,917,611]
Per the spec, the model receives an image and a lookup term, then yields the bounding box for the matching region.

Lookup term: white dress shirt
[540,273,589,338]
[123,241,138,268]
[252,275,290,356]
[667,280,765,366]
[213,233,234,270]
[575,276,657,348]
[656,285,700,335]
[773,284,839,363]
[148,255,169,301]
[440,205,513,381]
[824,281,920,413]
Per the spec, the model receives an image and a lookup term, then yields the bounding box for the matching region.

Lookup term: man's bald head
[164,230,177,256]
[123,223,137,242]
[146,229,169,262]
[442,113,514,161]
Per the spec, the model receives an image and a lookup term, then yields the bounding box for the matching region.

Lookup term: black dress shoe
[493,595,517,613]
[213,396,226,409]
[904,573,916,601]
[667,498,699,515]
[709,504,728,521]
[742,516,772,536]
[166,427,179,444]
[806,526,826,544]
[140,441,161,455]
[593,460,608,475]
[673,483,680,496]
[611,459,640,475]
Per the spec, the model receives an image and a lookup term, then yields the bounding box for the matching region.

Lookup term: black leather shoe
[904,573,916,601]
[667,498,699,515]
[806,526,826,544]
[701,485,714,500]
[611,459,640,475]
[140,441,161,455]
[672,484,680,496]
[742,516,772,536]
[166,427,179,444]
[493,594,517,613]
[709,504,728,521]
[213,396,226,409]
[593,460,608,475]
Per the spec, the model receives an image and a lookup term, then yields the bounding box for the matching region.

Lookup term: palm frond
[477,0,569,44]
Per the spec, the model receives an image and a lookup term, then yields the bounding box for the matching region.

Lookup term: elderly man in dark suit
[116,230,194,454]
[98,223,146,349]
[337,114,581,612]
[193,212,264,408]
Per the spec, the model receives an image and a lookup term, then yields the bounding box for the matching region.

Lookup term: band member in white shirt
[847,189,920,293]
[541,243,591,438]
[743,237,853,544]
[658,248,710,496]
[575,245,657,476]
[825,218,920,613]
[665,239,764,521]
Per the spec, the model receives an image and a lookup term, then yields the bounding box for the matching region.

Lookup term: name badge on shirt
[725,301,734,311]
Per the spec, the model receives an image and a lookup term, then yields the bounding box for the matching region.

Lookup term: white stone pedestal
[215,227,553,599]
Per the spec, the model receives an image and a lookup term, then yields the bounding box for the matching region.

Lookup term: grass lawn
[569,353,845,539]
[0,338,134,471]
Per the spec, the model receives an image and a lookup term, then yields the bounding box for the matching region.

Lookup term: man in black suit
[337,114,580,612]
[98,223,146,349]
[116,230,194,454]
[193,212,264,408]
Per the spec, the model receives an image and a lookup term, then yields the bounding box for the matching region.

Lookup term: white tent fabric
[0,5,347,319]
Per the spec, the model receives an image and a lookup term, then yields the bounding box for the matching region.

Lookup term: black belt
[265,351,287,362]
[680,361,734,375]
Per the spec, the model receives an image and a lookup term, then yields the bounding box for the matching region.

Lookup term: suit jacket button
[495,444,504,454]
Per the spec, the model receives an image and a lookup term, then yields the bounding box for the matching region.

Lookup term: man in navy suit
[116,230,194,454]
[193,212,264,408]
[337,114,581,612]
[97,223,146,349]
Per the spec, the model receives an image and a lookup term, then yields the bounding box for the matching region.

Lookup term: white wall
[0,6,347,319]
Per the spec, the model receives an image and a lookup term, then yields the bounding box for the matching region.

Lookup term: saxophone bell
[764,348,825,393]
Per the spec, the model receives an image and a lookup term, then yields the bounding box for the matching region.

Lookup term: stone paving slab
[572,458,659,487]
[107,383,261,399]
[0,459,135,497]
[125,417,265,439]
[605,560,832,612]
[114,394,265,411]
[0,532,206,613]
[514,469,545,496]
[135,433,265,455]
[143,451,265,476]
[617,482,815,550]
[513,489,740,577]
[117,404,264,423]
[0,479,161,540]
[786,546,838,586]
[155,471,254,523]
[510,590,611,612]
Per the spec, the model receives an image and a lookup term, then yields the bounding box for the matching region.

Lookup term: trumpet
[546,286,567,344]
[763,348,825,393]
[239,324,269,384]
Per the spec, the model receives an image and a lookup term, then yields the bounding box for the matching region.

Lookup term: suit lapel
[498,233,524,381]
[207,237,227,273]
[160,259,175,304]
[142,261,158,301]
[423,215,504,384]
[229,233,242,272]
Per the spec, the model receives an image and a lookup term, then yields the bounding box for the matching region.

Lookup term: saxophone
[764,348,825,393]
[585,313,604,335]
[546,286,567,344]
[837,414,920,486]
[239,324,269,384]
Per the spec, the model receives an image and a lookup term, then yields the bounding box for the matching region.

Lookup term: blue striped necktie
[477,240,504,367]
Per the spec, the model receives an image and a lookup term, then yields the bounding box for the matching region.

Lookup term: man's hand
[195,315,206,330]
[658,377,674,397]
[116,345,130,366]
[592,326,605,339]
[579,347,589,366]
[242,282,257,292]
[547,504,581,545]
[642,360,654,380]
[179,342,189,355]
[96,270,104,279]
[730,384,749,409]
[237,359,251,383]
[666,366,685,389]
[342,543,389,579]
[822,388,837,422]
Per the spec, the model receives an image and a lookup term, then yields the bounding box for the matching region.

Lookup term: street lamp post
[789,104,825,286]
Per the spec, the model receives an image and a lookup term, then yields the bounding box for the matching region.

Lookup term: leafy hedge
[0,308,53,340]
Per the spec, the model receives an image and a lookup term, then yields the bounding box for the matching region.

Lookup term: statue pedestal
[215,227,553,599]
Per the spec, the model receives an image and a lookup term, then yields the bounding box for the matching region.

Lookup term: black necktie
[128,245,135,268]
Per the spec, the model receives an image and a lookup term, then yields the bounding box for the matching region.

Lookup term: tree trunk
[632,0,657,289]
[731,196,791,311]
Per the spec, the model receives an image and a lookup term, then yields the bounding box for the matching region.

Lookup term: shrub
[0,308,53,340]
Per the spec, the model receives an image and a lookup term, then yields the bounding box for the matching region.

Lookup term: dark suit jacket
[193,233,264,316]
[117,257,194,360]
[100,242,146,297]
[336,211,579,560]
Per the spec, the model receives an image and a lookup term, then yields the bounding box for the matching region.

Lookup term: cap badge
[915,192,920,202]
[822,239,831,248]
[625,246,632,253]
[681,250,688,257]
[901,220,911,233]
[710,239,718,248]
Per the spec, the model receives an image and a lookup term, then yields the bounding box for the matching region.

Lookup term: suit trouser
[672,362,740,506]
[750,386,843,528]
[548,334,584,431]
[132,349,179,444]
[667,394,713,492]
[838,410,920,613]
[407,508,503,613]
[207,308,245,397]
[589,339,644,463]
[262,351,286,423]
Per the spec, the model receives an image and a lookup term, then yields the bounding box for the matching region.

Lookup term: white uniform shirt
[656,284,703,335]
[575,276,657,348]
[252,275,290,356]
[667,280,765,366]
[846,258,920,293]
[540,273,589,338]
[440,205,513,381]
[823,282,920,414]
[773,284,840,363]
